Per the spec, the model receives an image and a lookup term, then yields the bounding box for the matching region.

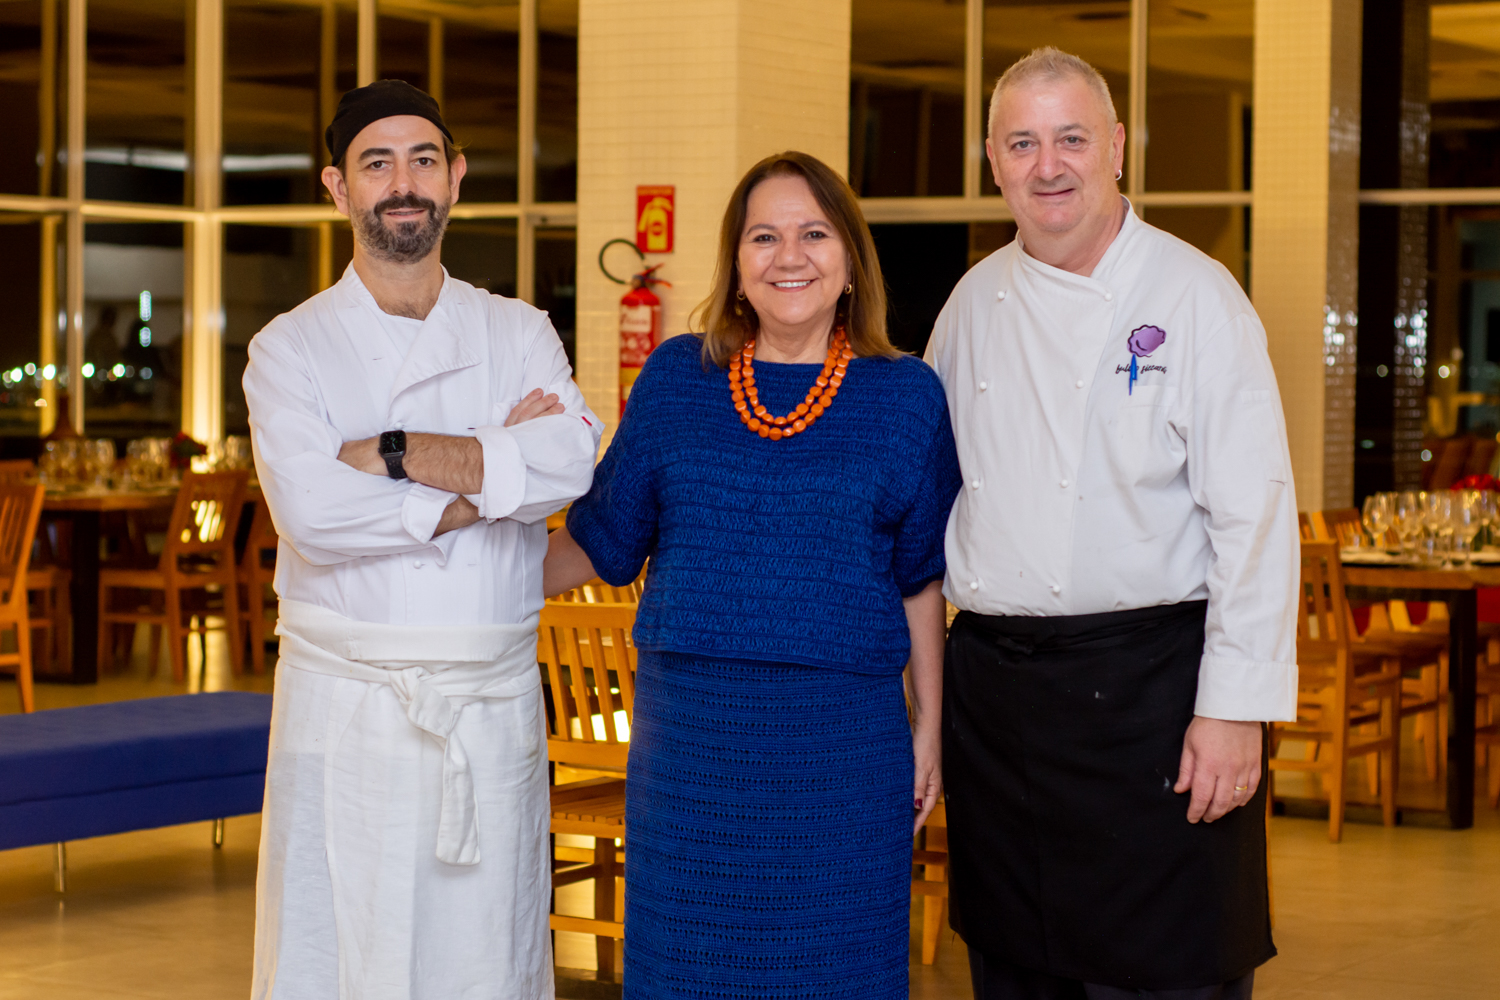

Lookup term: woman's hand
[904,579,945,835]
[913,712,942,834]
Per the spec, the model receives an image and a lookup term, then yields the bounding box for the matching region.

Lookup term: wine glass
[1394,490,1425,558]
[1424,490,1456,565]
[1453,490,1484,564]
[1362,493,1394,551]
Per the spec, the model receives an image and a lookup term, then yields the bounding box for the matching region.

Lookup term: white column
[1250,0,1362,510]
[183,0,224,442]
[575,0,851,435]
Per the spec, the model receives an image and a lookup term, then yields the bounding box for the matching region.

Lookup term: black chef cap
[325,79,454,167]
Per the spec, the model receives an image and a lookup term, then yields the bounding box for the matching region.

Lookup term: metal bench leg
[213,818,225,848]
[54,842,66,893]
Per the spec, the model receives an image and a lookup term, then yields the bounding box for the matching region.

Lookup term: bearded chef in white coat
[925,49,1298,1000]
[244,80,600,1000]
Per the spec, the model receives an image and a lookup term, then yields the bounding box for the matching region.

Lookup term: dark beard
[352,191,450,264]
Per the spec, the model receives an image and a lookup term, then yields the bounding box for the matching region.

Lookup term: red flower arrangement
[1451,473,1500,492]
[170,431,207,469]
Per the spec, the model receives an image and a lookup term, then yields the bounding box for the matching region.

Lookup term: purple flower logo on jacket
[1126,325,1166,395]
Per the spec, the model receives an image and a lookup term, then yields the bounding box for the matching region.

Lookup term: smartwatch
[378,430,408,480]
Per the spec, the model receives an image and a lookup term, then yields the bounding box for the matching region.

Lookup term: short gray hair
[987,47,1118,141]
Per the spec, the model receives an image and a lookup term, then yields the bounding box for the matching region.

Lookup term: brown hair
[692,151,897,367]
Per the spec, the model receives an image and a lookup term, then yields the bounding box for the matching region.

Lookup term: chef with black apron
[925,47,1298,1000]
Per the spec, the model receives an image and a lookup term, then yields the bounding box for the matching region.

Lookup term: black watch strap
[378,430,408,480]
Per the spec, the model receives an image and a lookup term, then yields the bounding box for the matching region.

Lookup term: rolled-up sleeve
[245,323,457,567]
[466,314,603,523]
[1187,313,1300,722]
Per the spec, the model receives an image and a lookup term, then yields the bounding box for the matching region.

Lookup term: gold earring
[735,288,746,301]
[845,283,853,295]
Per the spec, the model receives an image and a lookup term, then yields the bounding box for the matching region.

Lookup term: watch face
[380,430,405,456]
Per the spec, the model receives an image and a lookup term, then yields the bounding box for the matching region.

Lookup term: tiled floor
[3,637,1499,998]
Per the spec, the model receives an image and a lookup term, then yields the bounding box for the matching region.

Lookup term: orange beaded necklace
[729,326,852,440]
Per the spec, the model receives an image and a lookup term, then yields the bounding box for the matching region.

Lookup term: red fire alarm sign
[636,185,675,253]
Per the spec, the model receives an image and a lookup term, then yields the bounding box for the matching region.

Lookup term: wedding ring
[1234,785,1249,791]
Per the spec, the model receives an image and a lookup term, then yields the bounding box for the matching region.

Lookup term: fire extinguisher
[618,263,669,418]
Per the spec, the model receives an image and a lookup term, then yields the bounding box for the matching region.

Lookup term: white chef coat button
[970,479,982,490]
[413,559,424,569]
[1060,479,1070,489]
[979,380,988,391]
[1051,584,1062,594]
[997,290,1007,301]
[970,580,981,591]
[1075,379,1085,389]
[1104,291,1113,301]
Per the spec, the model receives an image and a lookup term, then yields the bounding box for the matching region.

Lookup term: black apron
[943,601,1274,991]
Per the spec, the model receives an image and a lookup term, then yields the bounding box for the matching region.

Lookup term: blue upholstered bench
[0,692,273,887]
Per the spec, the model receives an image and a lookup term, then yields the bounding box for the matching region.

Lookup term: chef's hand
[1175,716,1262,823]
[505,387,565,426]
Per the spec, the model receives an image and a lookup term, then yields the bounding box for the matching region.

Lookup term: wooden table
[1342,562,1500,830]
[40,489,180,684]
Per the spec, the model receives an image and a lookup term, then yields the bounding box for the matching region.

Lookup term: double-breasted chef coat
[924,202,1299,989]
[244,264,601,1000]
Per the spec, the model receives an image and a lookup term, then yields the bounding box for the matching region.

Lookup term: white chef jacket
[243,263,602,627]
[244,264,598,1000]
[924,204,1298,722]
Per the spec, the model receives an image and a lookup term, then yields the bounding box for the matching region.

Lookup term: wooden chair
[236,499,278,675]
[98,471,248,682]
[1271,541,1403,841]
[1477,662,1500,808]
[539,601,637,976]
[550,568,646,605]
[1424,437,1472,491]
[0,460,70,674]
[1310,508,1450,787]
[913,800,948,965]
[0,483,46,712]
[1465,437,1498,478]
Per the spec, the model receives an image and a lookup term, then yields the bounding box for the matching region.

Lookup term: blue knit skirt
[622,651,913,999]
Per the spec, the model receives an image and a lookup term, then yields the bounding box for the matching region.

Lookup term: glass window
[1430,3,1500,187]
[445,14,520,203]
[86,0,188,205]
[535,225,576,369]
[0,0,66,198]
[443,219,518,298]
[868,222,970,356]
[223,0,354,206]
[378,10,429,91]
[82,222,183,439]
[0,214,51,441]
[849,0,965,198]
[1141,206,1248,290]
[538,0,578,202]
[981,3,1131,196]
[223,224,319,435]
[1145,0,1251,192]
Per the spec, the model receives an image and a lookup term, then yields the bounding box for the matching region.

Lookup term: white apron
[252,601,553,1000]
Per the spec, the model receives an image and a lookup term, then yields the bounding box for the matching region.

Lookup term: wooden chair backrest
[239,498,279,570]
[0,460,35,485]
[0,483,44,610]
[1298,540,1350,692]
[538,602,637,771]
[1298,512,1314,542]
[1466,437,1498,478]
[160,470,248,572]
[551,576,645,604]
[1312,508,1365,548]
[1427,437,1472,491]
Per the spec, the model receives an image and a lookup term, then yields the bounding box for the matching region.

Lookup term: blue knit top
[567,334,961,675]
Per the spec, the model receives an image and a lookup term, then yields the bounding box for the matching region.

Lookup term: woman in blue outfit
[543,151,962,999]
